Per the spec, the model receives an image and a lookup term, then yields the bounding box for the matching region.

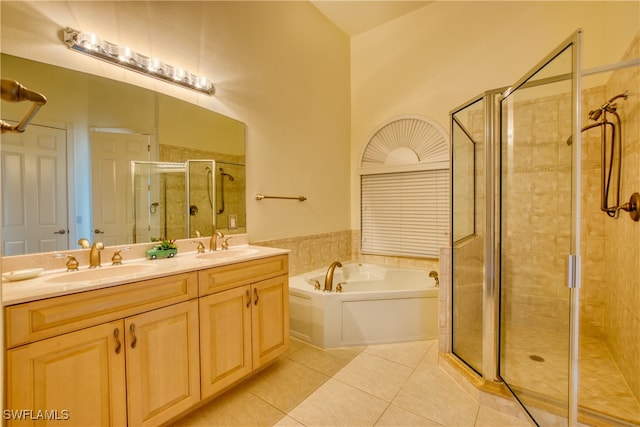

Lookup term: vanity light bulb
[118,46,132,62]
[148,58,161,72]
[78,32,100,50]
[195,76,208,88]
[174,68,186,81]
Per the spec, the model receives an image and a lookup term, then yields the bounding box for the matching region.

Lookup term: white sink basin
[196,248,260,261]
[46,264,157,283]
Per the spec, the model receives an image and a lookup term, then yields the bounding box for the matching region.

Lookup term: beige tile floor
[172,339,532,427]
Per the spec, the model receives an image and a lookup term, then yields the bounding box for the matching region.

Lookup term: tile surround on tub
[252,230,439,276]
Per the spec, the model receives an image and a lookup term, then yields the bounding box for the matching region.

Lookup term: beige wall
[350,1,640,230]
[2,0,638,249]
[0,1,351,243]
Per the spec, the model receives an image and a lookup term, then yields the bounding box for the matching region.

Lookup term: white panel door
[90,131,150,246]
[1,124,68,255]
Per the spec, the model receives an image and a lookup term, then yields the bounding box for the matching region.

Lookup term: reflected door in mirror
[91,131,151,246]
[1,124,68,255]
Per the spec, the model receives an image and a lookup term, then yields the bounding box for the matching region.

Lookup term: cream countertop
[2,240,289,306]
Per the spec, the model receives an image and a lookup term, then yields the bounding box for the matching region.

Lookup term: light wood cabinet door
[6,320,127,426]
[125,300,200,427]
[251,275,290,369]
[199,285,252,399]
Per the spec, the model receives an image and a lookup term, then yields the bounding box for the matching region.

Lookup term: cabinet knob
[253,288,259,306]
[245,289,250,308]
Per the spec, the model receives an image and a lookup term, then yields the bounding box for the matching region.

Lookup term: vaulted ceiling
[309,1,433,36]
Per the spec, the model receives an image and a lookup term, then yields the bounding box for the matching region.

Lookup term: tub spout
[429,270,439,287]
[324,261,342,291]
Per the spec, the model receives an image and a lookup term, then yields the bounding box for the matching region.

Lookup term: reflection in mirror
[214,162,246,234]
[1,53,245,255]
[132,162,186,244]
[187,160,216,240]
[132,160,246,244]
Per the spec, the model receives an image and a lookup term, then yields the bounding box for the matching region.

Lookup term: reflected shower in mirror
[187,160,216,240]
[132,161,187,244]
[132,160,246,244]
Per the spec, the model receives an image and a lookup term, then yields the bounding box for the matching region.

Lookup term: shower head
[588,109,603,121]
[219,168,234,181]
[588,91,629,121]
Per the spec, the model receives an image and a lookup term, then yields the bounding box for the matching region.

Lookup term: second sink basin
[46,264,157,283]
[196,248,259,261]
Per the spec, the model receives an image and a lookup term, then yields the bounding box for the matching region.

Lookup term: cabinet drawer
[5,272,198,348]
[198,254,288,296]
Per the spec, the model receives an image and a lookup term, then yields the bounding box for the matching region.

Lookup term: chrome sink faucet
[89,242,104,268]
[210,230,224,251]
[324,261,342,291]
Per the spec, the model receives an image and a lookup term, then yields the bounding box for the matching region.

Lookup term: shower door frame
[449,87,504,381]
[498,30,582,426]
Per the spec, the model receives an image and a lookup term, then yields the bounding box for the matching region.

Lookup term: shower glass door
[451,96,485,375]
[499,31,581,425]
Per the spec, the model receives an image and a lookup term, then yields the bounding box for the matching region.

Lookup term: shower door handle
[566,255,581,289]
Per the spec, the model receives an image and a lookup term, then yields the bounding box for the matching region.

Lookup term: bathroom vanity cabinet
[198,255,289,398]
[3,252,289,427]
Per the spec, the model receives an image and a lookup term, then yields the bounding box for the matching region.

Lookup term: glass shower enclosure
[451,28,640,426]
[499,33,581,425]
[452,30,582,425]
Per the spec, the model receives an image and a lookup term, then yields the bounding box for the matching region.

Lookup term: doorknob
[53,229,66,234]
[94,229,104,234]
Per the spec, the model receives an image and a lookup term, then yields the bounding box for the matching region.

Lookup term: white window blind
[361,170,449,258]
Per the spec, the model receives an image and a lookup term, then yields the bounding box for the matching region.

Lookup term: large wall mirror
[1,53,246,255]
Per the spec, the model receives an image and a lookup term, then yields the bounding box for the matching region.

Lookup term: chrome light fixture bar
[63,27,214,95]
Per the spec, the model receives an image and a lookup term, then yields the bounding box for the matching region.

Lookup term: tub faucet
[324,261,342,291]
[210,230,224,251]
[429,270,439,287]
[89,242,104,268]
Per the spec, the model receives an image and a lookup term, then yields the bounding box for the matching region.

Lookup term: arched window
[360,116,450,258]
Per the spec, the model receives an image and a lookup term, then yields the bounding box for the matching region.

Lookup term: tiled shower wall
[601,33,639,401]
[501,90,573,333]
[160,144,246,238]
[580,85,608,340]
[252,230,438,277]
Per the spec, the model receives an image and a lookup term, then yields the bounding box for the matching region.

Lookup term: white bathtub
[289,262,439,348]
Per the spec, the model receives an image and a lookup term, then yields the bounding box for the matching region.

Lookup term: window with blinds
[361,169,449,258]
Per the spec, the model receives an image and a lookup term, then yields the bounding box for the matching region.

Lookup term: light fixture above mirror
[63,27,215,96]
